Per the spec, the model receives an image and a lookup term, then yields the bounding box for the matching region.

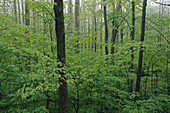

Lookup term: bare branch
[152,0,170,6]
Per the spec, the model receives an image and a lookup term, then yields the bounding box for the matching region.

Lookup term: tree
[13,0,17,21]
[75,0,80,50]
[54,0,68,113]
[103,0,108,55]
[25,0,30,26]
[135,0,147,92]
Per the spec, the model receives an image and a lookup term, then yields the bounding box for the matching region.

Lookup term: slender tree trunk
[3,0,6,14]
[18,0,21,24]
[88,18,91,50]
[135,0,147,92]
[94,15,97,53]
[111,2,121,54]
[25,0,30,26]
[75,0,80,50]
[68,0,73,37]
[103,0,108,55]
[100,0,103,56]
[14,0,17,21]
[166,55,169,98]
[129,1,135,93]
[21,0,24,24]
[130,1,135,70]
[120,28,123,43]
[54,0,68,113]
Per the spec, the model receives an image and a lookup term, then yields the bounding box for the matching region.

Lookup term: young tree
[54,0,68,113]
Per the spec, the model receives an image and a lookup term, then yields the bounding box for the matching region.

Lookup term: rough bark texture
[135,0,147,92]
[54,0,68,113]
[103,0,108,55]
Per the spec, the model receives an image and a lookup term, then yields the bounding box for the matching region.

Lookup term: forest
[0,0,169,113]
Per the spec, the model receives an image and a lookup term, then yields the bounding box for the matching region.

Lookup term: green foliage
[0,0,169,113]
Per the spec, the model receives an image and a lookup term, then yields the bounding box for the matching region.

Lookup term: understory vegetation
[0,0,169,113]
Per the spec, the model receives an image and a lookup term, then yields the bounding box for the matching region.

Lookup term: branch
[154,96,161,113]
[33,1,55,20]
[41,4,55,20]
[148,24,170,45]
[152,0,170,6]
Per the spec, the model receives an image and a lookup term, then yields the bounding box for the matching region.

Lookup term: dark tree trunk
[75,0,80,50]
[120,28,123,43]
[25,0,30,26]
[103,0,108,55]
[14,0,17,21]
[111,2,121,54]
[88,18,91,50]
[130,1,135,70]
[54,0,68,113]
[68,0,73,37]
[100,0,103,56]
[94,15,97,53]
[18,0,21,24]
[111,20,118,54]
[21,0,24,24]
[129,1,135,93]
[135,0,147,92]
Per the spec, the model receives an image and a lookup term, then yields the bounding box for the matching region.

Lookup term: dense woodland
[0,0,169,113]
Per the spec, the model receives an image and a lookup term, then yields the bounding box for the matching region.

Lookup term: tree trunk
[21,0,24,24]
[14,0,17,21]
[130,1,135,70]
[103,0,108,55]
[135,0,147,92]
[25,0,30,26]
[129,1,135,93]
[75,0,80,50]
[54,0,68,113]
[18,0,21,24]
[68,0,73,37]
[111,1,121,54]
[100,0,103,56]
[120,28,123,43]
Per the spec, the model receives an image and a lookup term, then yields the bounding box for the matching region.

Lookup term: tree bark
[135,0,147,92]
[18,0,21,24]
[14,0,17,21]
[111,1,121,54]
[68,0,73,37]
[25,0,30,26]
[21,0,24,24]
[75,0,80,50]
[130,1,135,69]
[54,0,68,113]
[103,0,108,55]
